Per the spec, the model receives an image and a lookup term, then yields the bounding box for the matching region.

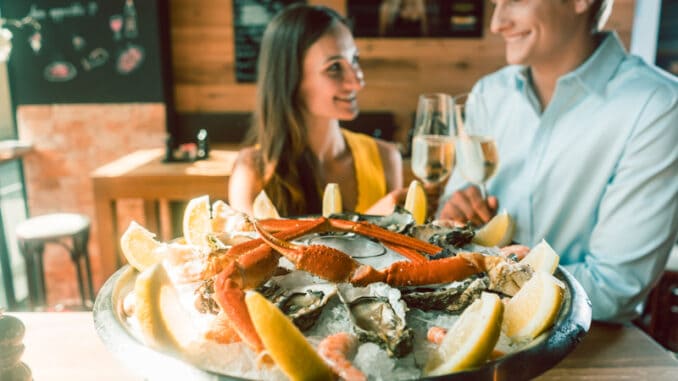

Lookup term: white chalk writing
[28,2,99,23]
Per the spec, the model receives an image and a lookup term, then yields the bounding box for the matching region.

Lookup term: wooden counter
[91,148,237,280]
[9,312,678,381]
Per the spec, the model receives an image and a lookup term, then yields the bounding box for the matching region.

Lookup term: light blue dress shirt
[440,32,678,322]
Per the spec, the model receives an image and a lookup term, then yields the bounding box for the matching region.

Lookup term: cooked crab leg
[202,217,329,280]
[327,218,442,255]
[380,255,483,287]
[252,220,496,288]
[259,217,442,259]
[382,242,428,263]
[209,219,332,353]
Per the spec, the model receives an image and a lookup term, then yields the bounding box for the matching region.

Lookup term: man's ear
[573,0,595,15]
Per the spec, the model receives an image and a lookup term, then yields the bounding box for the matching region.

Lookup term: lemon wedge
[503,271,565,341]
[182,195,212,247]
[425,292,504,376]
[472,209,514,247]
[245,291,334,381]
[322,183,342,217]
[120,221,163,272]
[521,239,560,274]
[404,180,427,225]
[253,190,280,219]
[134,263,195,354]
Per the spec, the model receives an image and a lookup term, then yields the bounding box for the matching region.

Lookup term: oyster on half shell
[337,283,413,358]
[258,272,337,331]
[399,277,489,314]
[409,222,475,249]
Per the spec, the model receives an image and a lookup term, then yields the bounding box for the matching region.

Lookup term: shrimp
[317,332,366,381]
[427,326,447,345]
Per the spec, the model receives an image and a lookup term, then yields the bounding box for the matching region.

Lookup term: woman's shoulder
[373,138,400,158]
[232,146,265,180]
[373,138,402,174]
[235,145,261,166]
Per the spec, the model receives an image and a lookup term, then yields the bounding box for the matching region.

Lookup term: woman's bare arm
[228,147,264,215]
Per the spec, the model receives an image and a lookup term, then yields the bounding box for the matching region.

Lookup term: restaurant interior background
[0,0,676,347]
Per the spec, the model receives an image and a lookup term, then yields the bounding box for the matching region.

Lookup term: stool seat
[16,213,90,241]
[15,213,94,310]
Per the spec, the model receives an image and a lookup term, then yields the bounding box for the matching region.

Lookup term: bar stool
[15,213,94,310]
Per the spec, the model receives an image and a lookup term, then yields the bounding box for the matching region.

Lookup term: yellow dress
[341,129,387,213]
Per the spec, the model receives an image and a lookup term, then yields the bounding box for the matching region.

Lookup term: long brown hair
[247,4,348,216]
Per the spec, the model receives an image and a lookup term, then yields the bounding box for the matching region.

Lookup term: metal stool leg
[19,240,39,310]
[83,250,95,302]
[34,242,47,308]
[73,229,94,307]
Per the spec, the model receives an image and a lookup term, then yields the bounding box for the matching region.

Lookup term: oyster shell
[399,277,489,313]
[485,257,533,296]
[364,207,416,234]
[258,272,337,331]
[409,222,475,249]
[337,283,413,358]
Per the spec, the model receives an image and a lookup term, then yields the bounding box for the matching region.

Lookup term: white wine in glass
[411,135,456,184]
[456,135,499,184]
[411,93,455,185]
[453,93,498,199]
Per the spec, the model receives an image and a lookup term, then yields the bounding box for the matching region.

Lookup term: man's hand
[439,185,498,226]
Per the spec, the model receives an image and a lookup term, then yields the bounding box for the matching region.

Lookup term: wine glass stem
[479,183,487,200]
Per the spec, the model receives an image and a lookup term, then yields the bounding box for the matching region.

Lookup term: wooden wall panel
[170,0,636,144]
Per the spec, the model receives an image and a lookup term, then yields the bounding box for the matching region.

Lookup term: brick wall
[17,104,166,304]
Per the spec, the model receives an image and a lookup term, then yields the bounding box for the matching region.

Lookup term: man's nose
[490,3,510,34]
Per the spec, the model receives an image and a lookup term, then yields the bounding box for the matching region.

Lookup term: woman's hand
[438,185,498,226]
[364,189,403,216]
[365,182,443,218]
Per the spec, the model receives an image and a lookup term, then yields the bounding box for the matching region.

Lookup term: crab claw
[252,218,368,283]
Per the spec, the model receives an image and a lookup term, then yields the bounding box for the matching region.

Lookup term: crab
[201,215,530,362]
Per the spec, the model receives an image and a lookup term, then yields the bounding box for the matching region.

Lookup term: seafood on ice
[119,197,564,380]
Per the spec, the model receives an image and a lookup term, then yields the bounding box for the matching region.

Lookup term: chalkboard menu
[1,0,170,104]
[233,0,304,83]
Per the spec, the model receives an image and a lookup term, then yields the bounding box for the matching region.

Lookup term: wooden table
[537,323,678,380]
[10,312,142,381]
[91,148,238,280]
[7,312,678,381]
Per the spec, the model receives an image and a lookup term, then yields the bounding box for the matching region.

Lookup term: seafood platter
[94,197,592,381]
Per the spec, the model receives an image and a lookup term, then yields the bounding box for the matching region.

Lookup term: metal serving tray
[94,254,591,381]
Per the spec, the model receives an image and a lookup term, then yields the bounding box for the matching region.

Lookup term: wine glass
[452,92,499,199]
[411,93,456,186]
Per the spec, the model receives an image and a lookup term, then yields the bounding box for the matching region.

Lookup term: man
[439,0,678,322]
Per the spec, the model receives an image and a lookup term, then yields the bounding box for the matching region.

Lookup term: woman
[229,4,404,217]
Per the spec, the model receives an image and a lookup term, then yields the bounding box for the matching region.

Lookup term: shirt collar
[514,31,627,96]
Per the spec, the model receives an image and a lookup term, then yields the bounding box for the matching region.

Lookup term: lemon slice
[322,183,342,217]
[521,239,560,274]
[472,209,515,247]
[425,292,504,376]
[253,190,280,219]
[182,195,212,247]
[404,180,427,224]
[245,291,333,381]
[134,263,195,353]
[120,221,163,272]
[503,271,565,341]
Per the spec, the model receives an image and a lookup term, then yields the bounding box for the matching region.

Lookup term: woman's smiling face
[298,21,365,122]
